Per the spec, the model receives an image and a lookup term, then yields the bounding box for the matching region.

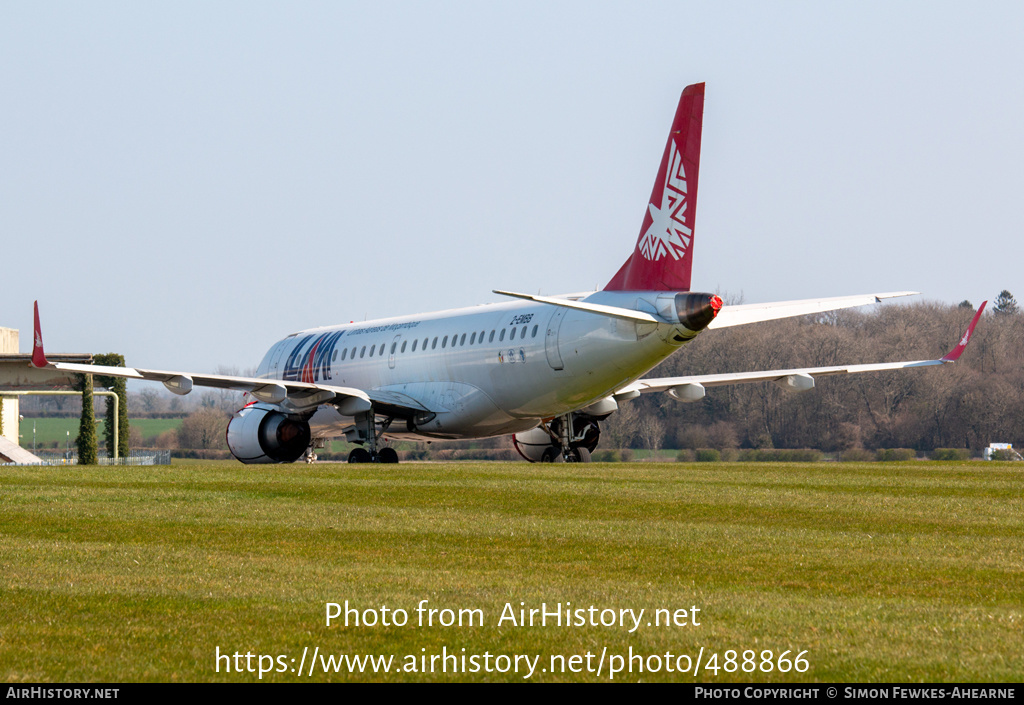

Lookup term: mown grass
[0,461,1021,682]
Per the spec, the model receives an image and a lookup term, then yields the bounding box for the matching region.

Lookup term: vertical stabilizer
[605,83,705,291]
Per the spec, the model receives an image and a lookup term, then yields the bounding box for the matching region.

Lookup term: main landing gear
[541,445,591,463]
[346,410,399,464]
[348,447,398,464]
[540,413,595,463]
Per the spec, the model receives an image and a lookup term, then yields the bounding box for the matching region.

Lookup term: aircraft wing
[39,359,375,414]
[616,302,986,401]
[708,292,919,329]
[29,303,373,415]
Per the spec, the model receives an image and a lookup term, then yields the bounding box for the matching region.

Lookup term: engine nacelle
[674,292,723,332]
[511,426,553,462]
[226,402,311,464]
[512,414,601,462]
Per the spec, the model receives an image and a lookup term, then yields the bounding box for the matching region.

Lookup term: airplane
[28,83,987,464]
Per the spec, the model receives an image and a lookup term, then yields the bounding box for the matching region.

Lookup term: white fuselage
[254,291,695,440]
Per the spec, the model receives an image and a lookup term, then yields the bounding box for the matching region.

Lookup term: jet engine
[226,402,311,464]
[513,413,601,463]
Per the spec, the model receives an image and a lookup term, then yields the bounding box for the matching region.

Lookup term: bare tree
[177,409,229,450]
[603,401,640,449]
[636,414,666,455]
[137,388,164,414]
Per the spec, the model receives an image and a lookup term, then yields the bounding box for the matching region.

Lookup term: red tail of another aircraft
[605,82,705,292]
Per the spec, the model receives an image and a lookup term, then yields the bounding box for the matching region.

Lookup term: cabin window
[479,330,485,342]
[380,345,386,356]
[432,337,438,349]
[401,341,407,353]
[332,350,337,362]
[489,330,495,343]
[391,342,397,354]
[460,333,466,346]
[369,344,376,356]
[499,329,506,342]
[442,335,448,348]
[360,346,366,358]
[341,349,348,361]
[423,338,429,350]
[412,339,418,352]
[470,332,476,345]
[532,324,538,338]
[520,325,527,339]
[509,327,516,340]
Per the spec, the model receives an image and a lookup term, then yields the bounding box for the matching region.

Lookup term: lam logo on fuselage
[282,331,345,383]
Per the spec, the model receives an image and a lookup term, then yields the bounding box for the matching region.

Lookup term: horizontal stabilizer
[709,292,919,329]
[492,290,660,323]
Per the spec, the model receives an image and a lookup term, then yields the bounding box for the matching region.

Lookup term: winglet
[31,301,49,368]
[940,301,987,363]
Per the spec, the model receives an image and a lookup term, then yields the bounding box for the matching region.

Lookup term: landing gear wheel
[568,447,592,463]
[377,447,399,464]
[541,447,565,463]
[348,448,372,463]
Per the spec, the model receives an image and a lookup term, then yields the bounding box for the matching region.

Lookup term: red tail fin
[31,301,49,368]
[605,83,705,291]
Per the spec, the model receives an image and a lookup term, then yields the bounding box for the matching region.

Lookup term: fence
[2,450,172,466]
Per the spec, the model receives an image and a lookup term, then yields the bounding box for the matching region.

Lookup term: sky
[2,1,1021,373]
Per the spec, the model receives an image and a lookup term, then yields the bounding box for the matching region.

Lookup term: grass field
[17,418,182,447]
[1,461,1021,682]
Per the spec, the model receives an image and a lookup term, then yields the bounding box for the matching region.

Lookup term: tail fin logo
[639,139,691,261]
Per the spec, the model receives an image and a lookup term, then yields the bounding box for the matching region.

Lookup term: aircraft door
[545,308,569,370]
[388,334,402,369]
[268,340,290,379]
